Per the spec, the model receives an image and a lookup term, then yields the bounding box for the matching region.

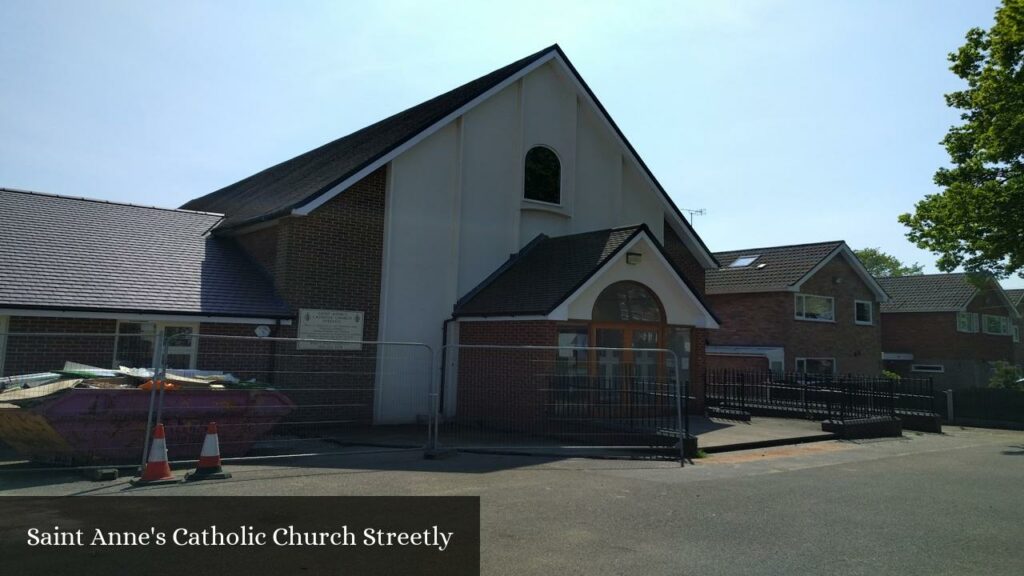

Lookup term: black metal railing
[706,369,932,421]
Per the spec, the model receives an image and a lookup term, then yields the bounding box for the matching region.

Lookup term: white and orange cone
[131,423,180,486]
[185,422,232,481]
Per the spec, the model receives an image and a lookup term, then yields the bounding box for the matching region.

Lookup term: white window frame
[0,315,8,377]
[981,314,1010,336]
[114,320,199,369]
[911,364,945,373]
[956,311,980,333]
[854,300,873,325]
[794,294,835,323]
[795,357,837,375]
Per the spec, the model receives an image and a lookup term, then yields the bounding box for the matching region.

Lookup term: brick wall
[706,354,769,372]
[2,317,118,375]
[231,167,387,425]
[663,223,706,294]
[234,166,386,334]
[707,256,883,375]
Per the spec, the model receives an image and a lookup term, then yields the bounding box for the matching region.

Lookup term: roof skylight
[728,255,760,268]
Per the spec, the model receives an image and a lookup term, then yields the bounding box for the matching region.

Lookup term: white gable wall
[377,61,679,422]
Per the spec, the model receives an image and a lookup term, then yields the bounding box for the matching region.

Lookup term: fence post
[739,371,746,411]
[140,329,165,472]
[887,376,895,418]
[673,351,684,467]
[945,389,955,423]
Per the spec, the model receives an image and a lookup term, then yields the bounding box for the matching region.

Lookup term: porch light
[626,252,642,265]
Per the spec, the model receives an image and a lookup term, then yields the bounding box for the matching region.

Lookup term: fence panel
[434,344,685,460]
[151,334,434,464]
[706,369,899,421]
[0,331,159,468]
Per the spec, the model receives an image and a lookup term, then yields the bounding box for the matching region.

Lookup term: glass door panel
[595,328,624,402]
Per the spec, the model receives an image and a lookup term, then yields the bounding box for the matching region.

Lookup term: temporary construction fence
[0,331,433,471]
[432,344,688,461]
[150,333,434,468]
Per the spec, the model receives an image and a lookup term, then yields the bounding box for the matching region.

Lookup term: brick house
[0,45,720,422]
[704,241,889,376]
[877,274,1021,389]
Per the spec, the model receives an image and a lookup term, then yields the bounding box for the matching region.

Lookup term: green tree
[854,248,924,277]
[899,0,1024,279]
[988,361,1023,390]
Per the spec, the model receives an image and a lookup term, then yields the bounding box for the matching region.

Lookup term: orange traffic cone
[185,422,232,481]
[131,423,179,486]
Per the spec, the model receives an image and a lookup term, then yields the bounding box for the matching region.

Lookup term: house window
[957,312,980,333]
[114,321,198,369]
[854,300,873,325]
[524,146,560,205]
[911,364,945,373]
[728,255,759,268]
[982,314,1010,336]
[795,357,835,375]
[795,294,835,322]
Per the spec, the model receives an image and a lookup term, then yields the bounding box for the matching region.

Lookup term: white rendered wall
[378,61,677,422]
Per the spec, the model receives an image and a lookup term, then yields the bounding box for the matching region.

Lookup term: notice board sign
[297,309,364,350]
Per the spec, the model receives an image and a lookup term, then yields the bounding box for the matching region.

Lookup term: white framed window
[854,300,873,325]
[911,364,945,373]
[956,312,980,333]
[0,315,8,377]
[1014,325,1020,344]
[114,321,198,369]
[795,294,835,322]
[982,314,1010,336]
[795,357,836,375]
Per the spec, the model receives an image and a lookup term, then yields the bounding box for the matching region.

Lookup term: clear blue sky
[2,0,1019,288]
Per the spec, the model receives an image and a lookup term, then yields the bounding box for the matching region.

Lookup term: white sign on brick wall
[297,309,364,350]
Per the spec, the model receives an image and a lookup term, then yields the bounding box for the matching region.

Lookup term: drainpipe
[438,316,455,415]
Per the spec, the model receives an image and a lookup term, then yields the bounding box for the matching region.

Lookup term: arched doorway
[590,281,666,399]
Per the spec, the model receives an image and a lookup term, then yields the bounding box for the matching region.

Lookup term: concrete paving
[2,426,1022,575]
[690,415,832,451]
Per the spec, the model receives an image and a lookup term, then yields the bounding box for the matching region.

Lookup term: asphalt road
[3,426,1022,575]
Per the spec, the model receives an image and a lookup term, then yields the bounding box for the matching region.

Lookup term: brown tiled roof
[876,274,979,313]
[706,241,844,294]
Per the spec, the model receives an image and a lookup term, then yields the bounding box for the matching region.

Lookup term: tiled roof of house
[706,241,845,294]
[454,225,717,320]
[1006,288,1024,308]
[876,274,979,313]
[0,188,290,318]
[181,46,555,230]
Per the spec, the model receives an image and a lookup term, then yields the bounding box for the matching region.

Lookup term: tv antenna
[681,208,706,225]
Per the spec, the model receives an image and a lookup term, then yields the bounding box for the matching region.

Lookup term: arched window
[592,281,663,323]
[524,146,560,204]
